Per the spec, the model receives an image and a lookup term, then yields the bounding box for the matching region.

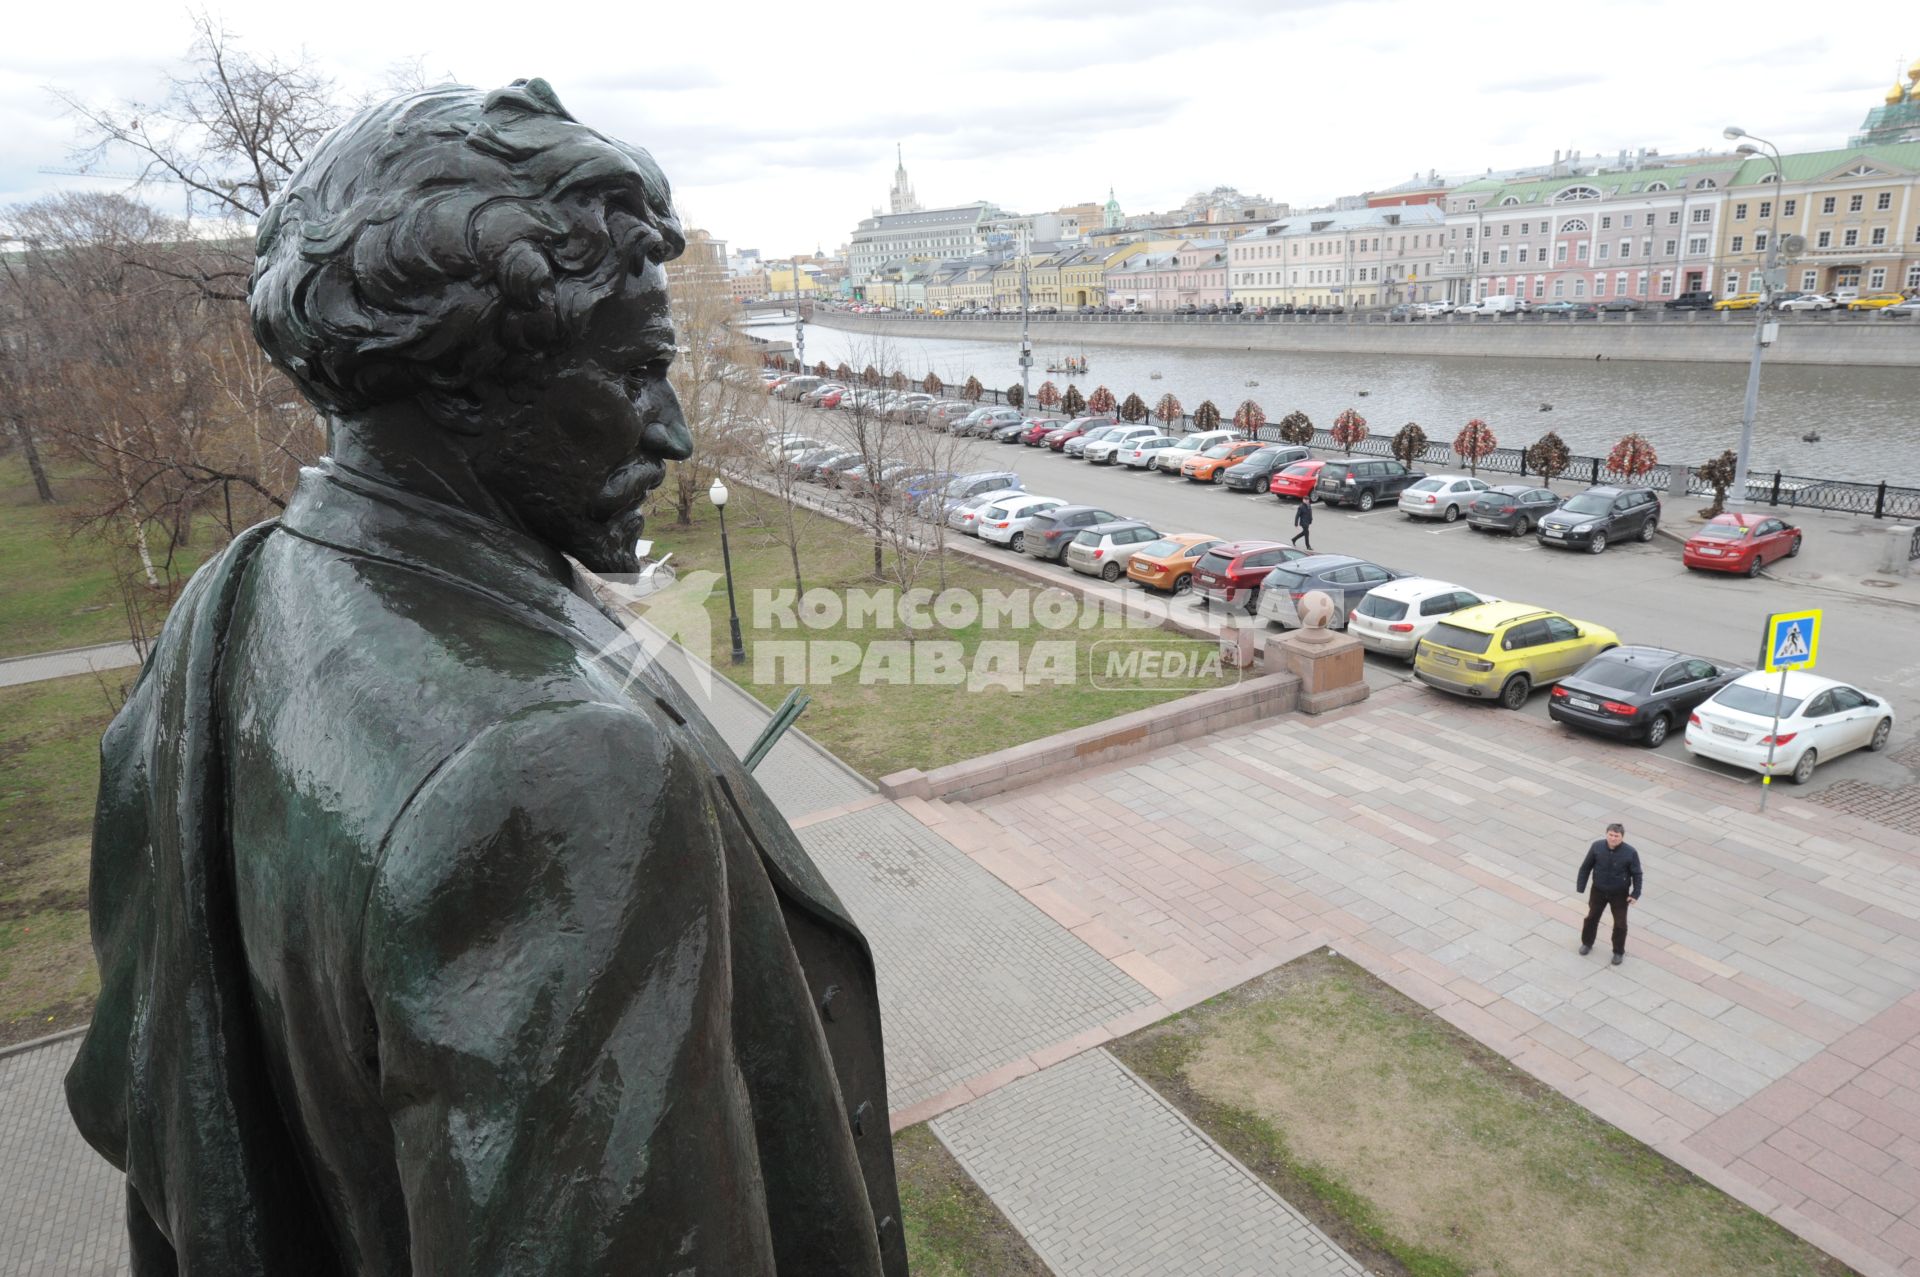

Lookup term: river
[754,316,1920,486]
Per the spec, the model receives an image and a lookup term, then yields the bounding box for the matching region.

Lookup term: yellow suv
[1713,293,1763,311]
[1847,294,1906,311]
[1413,601,1620,710]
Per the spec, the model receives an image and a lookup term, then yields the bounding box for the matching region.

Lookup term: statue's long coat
[67,460,904,1275]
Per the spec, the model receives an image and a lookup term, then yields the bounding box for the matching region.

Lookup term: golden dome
[1909,58,1920,81]
[1889,82,1909,105]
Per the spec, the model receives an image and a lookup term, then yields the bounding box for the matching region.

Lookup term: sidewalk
[0,643,141,690]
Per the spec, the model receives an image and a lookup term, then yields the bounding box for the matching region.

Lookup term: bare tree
[52,12,348,302]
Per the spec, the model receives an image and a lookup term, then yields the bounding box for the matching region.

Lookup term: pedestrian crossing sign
[1761,608,1820,672]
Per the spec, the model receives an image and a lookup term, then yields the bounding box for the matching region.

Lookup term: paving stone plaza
[6,648,1920,1274]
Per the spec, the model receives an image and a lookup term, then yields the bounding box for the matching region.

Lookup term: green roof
[1731,140,1920,185]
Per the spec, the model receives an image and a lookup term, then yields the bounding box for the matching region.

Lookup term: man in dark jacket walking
[1291,498,1314,550]
[1577,822,1643,965]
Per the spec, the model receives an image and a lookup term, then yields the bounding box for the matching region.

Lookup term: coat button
[819,984,842,1022]
[852,1100,873,1137]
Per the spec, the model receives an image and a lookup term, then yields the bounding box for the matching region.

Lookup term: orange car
[1126,532,1227,595]
[1181,440,1264,483]
[1269,458,1327,501]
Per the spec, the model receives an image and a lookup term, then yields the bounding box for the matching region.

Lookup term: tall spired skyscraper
[889,144,921,215]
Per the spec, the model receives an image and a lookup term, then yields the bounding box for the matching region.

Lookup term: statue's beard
[567,503,648,575]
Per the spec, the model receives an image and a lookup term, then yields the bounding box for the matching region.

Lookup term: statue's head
[251,79,689,573]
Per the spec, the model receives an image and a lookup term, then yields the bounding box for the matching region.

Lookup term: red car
[1046,422,1096,451]
[1681,512,1802,576]
[1269,459,1327,501]
[1189,539,1305,613]
[815,387,845,409]
[1020,420,1060,446]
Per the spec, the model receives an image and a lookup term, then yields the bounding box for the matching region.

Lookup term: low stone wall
[812,312,1920,368]
[878,670,1299,803]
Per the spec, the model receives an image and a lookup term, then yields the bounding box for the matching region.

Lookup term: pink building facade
[1437,159,1739,305]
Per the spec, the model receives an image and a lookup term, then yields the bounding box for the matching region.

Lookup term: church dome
[1889,82,1910,105]
[1909,58,1920,82]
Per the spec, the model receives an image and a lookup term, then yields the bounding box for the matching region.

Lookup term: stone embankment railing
[753,343,1920,521]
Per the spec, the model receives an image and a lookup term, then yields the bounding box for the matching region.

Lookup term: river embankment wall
[809,312,1920,368]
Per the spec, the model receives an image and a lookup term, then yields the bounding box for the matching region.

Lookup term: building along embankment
[810,311,1920,368]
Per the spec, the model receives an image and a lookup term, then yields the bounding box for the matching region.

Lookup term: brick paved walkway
[797,801,1154,1108]
[934,1049,1369,1277]
[947,681,1920,1276]
[0,1035,127,1276]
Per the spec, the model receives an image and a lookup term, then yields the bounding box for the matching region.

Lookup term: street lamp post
[994,220,1034,400]
[1724,127,1784,508]
[709,478,747,665]
[791,255,806,373]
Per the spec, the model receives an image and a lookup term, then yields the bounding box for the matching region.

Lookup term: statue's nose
[642,417,693,460]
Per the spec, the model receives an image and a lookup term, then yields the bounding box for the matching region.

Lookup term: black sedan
[1466,485,1561,536]
[1548,646,1746,748]
[1222,445,1312,491]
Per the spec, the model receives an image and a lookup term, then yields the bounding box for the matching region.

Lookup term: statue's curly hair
[250,78,684,425]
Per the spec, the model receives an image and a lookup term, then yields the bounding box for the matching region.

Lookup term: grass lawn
[0,454,207,659]
[0,672,121,1044]
[895,1124,1049,1275]
[641,482,1227,779]
[1111,951,1854,1277]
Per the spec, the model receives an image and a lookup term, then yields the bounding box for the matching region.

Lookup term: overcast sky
[4,0,1914,257]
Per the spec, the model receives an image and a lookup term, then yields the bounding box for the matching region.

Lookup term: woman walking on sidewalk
[1291,498,1314,552]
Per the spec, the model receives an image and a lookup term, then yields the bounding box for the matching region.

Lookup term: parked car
[991,417,1045,442]
[1269,459,1328,501]
[812,387,846,409]
[977,494,1067,552]
[1681,512,1803,576]
[1412,602,1620,709]
[931,470,1025,517]
[1397,474,1493,522]
[1126,533,1228,595]
[947,487,1028,536]
[1534,300,1595,317]
[1685,671,1895,784]
[1023,504,1125,562]
[1665,291,1716,310]
[1883,299,1920,318]
[1596,297,1643,312]
[1712,294,1763,311]
[1182,440,1265,483]
[1019,418,1061,446]
[782,447,841,480]
[1083,425,1162,464]
[1466,485,1561,536]
[772,435,827,458]
[777,375,824,400]
[1066,520,1163,581]
[1315,458,1426,510]
[1536,485,1661,554]
[1551,646,1745,748]
[1154,429,1243,474]
[1460,295,1530,315]
[814,452,868,485]
[1412,301,1455,317]
[1256,555,1407,630]
[1348,578,1498,662]
[929,402,978,430]
[1223,446,1312,491]
[1777,293,1839,312]
[1064,422,1127,459]
[1043,420,1098,451]
[1847,294,1906,312]
[959,406,1025,437]
[1191,540,1305,613]
[1121,435,1183,470]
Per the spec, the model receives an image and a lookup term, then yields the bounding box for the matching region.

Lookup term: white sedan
[1398,474,1491,522]
[946,487,1027,537]
[1083,427,1160,464]
[1348,578,1498,661]
[1777,293,1839,312]
[977,494,1067,552]
[1684,670,1895,784]
[1121,435,1182,469]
